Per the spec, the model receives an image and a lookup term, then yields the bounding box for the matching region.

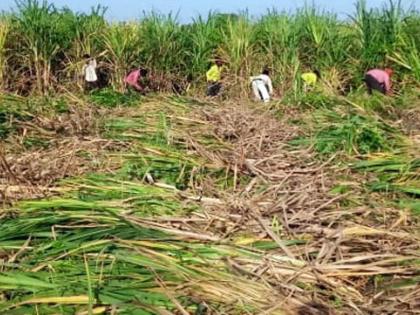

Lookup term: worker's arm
[133,83,144,92]
[384,77,392,95]
[267,77,273,94]
[125,71,143,91]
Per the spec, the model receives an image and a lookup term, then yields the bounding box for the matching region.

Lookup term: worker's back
[206,65,221,82]
[301,72,318,86]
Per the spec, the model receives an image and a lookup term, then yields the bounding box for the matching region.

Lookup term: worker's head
[262,67,270,76]
[139,68,148,77]
[314,69,321,78]
[83,54,91,60]
[385,68,393,77]
[215,59,224,67]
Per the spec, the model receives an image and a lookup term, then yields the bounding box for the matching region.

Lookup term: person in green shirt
[206,59,224,97]
[301,69,321,91]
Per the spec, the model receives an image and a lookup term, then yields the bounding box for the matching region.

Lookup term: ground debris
[0,104,127,202]
[175,101,420,314]
[1,97,419,314]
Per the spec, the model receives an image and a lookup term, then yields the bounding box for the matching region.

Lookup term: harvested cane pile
[179,103,420,314]
[0,104,126,202]
[0,97,418,314]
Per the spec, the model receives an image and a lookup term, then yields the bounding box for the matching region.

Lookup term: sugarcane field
[0,0,419,314]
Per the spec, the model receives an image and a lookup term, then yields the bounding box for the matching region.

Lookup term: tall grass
[1,0,419,95]
[11,0,73,93]
[0,16,10,90]
[220,14,255,83]
[140,13,184,72]
[64,6,107,89]
[101,22,141,91]
[184,14,221,82]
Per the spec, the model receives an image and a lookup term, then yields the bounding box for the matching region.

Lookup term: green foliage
[315,115,389,155]
[89,88,140,108]
[65,174,198,215]
[22,136,50,149]
[354,155,420,197]
[0,99,32,139]
[0,16,10,89]
[139,13,185,74]
[0,176,278,314]
[62,6,107,87]
[220,13,255,78]
[353,0,404,68]
[183,14,222,79]
[353,156,420,178]
[101,22,141,90]
[0,116,11,138]
[292,91,339,109]
[369,181,420,196]
[0,0,418,95]
[51,97,70,113]
[11,0,73,92]
[400,200,420,215]
[122,153,199,190]
[291,109,402,156]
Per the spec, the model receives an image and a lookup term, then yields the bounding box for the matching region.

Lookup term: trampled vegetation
[0,0,419,314]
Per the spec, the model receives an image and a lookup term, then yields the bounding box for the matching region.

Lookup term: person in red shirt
[364,68,393,95]
[124,68,149,93]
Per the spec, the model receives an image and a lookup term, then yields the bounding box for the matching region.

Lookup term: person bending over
[206,59,224,97]
[301,69,321,92]
[364,68,393,95]
[250,67,273,103]
[124,68,149,94]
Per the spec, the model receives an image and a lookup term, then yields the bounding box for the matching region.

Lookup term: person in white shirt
[82,54,98,91]
[250,68,273,103]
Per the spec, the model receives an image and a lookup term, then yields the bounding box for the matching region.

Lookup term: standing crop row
[0,0,418,95]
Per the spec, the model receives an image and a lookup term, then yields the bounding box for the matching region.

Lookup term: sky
[0,0,418,21]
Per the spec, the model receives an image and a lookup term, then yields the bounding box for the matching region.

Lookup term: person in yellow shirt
[206,59,224,97]
[301,69,321,91]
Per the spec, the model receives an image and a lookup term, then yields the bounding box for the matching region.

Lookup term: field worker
[82,54,98,91]
[250,67,273,103]
[206,59,223,97]
[172,74,192,95]
[301,69,321,91]
[124,68,149,94]
[97,67,111,89]
[364,68,393,95]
